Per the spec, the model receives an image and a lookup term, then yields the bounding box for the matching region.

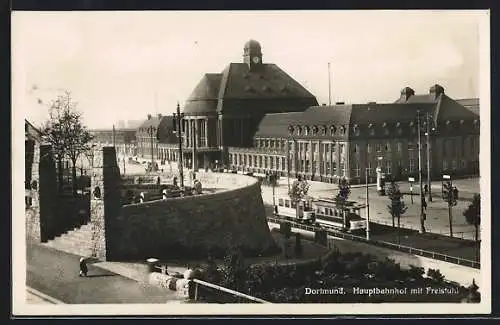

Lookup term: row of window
[254,137,478,158]
[288,120,478,137]
[229,149,475,178]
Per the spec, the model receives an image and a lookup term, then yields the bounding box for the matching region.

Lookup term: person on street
[79,257,88,277]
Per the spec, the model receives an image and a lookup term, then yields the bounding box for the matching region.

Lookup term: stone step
[44,241,94,257]
[62,230,94,241]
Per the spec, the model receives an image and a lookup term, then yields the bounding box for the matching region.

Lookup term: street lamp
[147,125,156,171]
[408,177,415,204]
[173,102,185,189]
[417,109,426,234]
[424,111,435,202]
[376,156,384,195]
[365,167,371,241]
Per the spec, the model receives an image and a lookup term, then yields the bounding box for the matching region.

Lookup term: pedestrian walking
[424,184,429,196]
[79,257,88,277]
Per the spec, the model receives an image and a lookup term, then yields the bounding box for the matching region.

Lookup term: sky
[12,10,486,129]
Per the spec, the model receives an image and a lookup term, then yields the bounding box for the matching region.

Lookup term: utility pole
[426,112,433,202]
[417,110,426,233]
[328,62,332,106]
[192,119,197,180]
[175,102,185,189]
[365,168,370,241]
[112,124,116,148]
[149,126,154,170]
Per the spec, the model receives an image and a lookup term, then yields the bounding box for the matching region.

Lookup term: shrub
[427,268,445,284]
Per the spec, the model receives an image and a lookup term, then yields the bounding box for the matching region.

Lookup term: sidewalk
[26,243,186,304]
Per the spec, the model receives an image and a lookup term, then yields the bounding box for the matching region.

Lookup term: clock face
[252,56,260,64]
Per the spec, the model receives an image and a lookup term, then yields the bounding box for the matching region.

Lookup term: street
[26,243,185,304]
[261,177,480,241]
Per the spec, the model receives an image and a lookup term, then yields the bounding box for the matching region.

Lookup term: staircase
[44,223,95,258]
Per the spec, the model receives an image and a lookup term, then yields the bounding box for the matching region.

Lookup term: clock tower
[243,39,263,70]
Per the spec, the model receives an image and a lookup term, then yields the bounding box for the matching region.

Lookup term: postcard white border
[12,9,491,316]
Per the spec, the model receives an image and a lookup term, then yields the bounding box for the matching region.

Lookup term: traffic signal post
[442,174,459,238]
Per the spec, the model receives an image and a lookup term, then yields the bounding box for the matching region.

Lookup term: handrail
[267,216,480,269]
[192,279,271,304]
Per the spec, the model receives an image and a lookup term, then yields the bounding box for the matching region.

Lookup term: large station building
[89,40,480,183]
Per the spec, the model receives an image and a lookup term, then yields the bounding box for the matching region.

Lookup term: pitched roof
[137,116,164,130]
[25,119,42,141]
[254,112,303,137]
[183,73,222,114]
[436,95,478,121]
[219,63,316,101]
[183,63,317,115]
[394,94,438,104]
[456,98,480,115]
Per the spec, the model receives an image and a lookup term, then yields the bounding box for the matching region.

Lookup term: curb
[27,287,66,304]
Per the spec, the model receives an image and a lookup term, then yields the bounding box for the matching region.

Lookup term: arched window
[330,125,336,136]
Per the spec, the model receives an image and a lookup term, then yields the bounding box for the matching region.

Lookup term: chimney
[322,103,326,106]
[429,84,444,99]
[335,102,345,105]
[367,101,376,104]
[147,114,152,120]
[157,113,162,119]
[400,87,415,101]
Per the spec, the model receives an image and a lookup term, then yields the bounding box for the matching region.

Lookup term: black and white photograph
[12,10,491,315]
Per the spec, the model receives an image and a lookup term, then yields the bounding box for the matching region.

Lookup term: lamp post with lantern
[173,102,185,189]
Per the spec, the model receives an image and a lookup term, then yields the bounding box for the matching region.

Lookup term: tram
[312,198,367,233]
[275,196,315,224]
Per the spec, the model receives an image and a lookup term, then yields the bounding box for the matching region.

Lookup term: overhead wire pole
[417,110,426,233]
[192,119,197,181]
[328,62,332,106]
[175,102,185,189]
[426,112,432,202]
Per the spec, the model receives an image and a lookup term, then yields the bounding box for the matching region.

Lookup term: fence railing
[267,216,480,269]
[190,279,271,304]
[372,218,479,241]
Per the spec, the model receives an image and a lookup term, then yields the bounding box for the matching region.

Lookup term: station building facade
[86,40,480,184]
[227,85,480,184]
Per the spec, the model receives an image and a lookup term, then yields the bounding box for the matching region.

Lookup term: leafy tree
[386,180,408,243]
[464,194,480,242]
[40,91,93,196]
[334,178,351,229]
[288,175,309,203]
[220,246,247,292]
[288,175,310,218]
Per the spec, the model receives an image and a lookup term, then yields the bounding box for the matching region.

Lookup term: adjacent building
[77,40,480,184]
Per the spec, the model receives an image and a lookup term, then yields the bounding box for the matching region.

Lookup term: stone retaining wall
[105,175,276,261]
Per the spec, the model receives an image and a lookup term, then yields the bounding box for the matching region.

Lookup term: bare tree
[40,91,93,196]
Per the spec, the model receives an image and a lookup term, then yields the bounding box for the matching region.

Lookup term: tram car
[275,197,315,224]
[312,198,367,233]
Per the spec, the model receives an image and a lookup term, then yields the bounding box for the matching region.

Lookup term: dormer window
[297,126,302,136]
[288,125,295,136]
[321,125,327,136]
[340,126,346,135]
[304,126,310,136]
[368,123,375,136]
[312,125,319,135]
[330,125,336,136]
[353,124,360,136]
